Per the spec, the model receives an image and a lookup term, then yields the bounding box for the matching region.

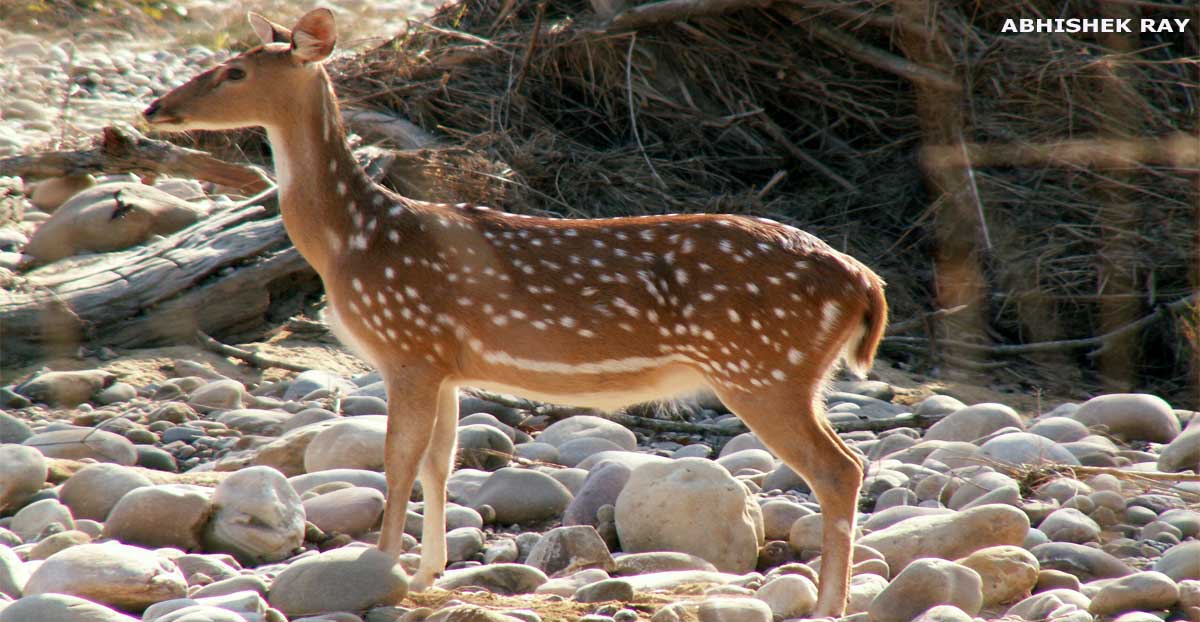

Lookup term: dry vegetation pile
[329,0,1199,398]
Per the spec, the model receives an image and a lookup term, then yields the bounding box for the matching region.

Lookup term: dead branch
[885,292,1199,357]
[195,331,314,373]
[778,12,960,92]
[787,0,935,39]
[606,0,775,31]
[755,113,858,193]
[885,304,969,335]
[0,126,272,194]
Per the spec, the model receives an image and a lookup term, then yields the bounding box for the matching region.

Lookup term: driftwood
[0,190,321,362]
[0,126,272,195]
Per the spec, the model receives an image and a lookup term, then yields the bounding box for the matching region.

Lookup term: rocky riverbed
[0,360,1198,622]
[2,4,1200,622]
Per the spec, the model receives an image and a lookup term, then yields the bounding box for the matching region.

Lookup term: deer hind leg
[409,382,460,591]
[377,369,445,561]
[711,381,863,618]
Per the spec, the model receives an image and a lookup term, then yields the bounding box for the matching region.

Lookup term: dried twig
[886,304,969,335]
[779,13,960,92]
[195,331,313,373]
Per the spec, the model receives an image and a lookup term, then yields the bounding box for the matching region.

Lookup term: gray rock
[1005,589,1092,621]
[458,424,515,471]
[513,441,560,464]
[557,437,626,468]
[548,467,588,495]
[304,416,387,473]
[715,449,775,475]
[0,412,35,443]
[538,416,636,451]
[187,379,246,412]
[446,526,486,562]
[341,395,387,416]
[267,546,407,617]
[59,463,152,521]
[289,468,387,496]
[1153,541,1200,581]
[615,458,763,573]
[484,538,520,564]
[979,432,1080,466]
[857,504,1029,572]
[1158,418,1200,473]
[279,408,339,434]
[471,468,573,524]
[11,497,75,541]
[1039,508,1101,543]
[719,433,769,457]
[1072,393,1180,443]
[204,466,305,564]
[15,370,114,407]
[216,409,291,436]
[0,443,47,512]
[24,541,187,611]
[103,484,212,550]
[575,451,670,472]
[564,463,633,528]
[912,395,967,417]
[956,545,1039,609]
[868,558,983,622]
[447,468,491,503]
[23,427,137,465]
[613,552,719,575]
[759,499,813,541]
[651,598,771,622]
[96,382,136,405]
[284,370,357,401]
[302,486,385,536]
[253,421,339,477]
[436,563,548,595]
[574,578,634,603]
[150,605,250,622]
[0,593,139,622]
[1028,417,1090,443]
[1032,542,1134,581]
[912,606,972,622]
[924,403,1023,443]
[526,525,616,577]
[1089,571,1179,616]
[754,574,817,619]
[0,544,28,598]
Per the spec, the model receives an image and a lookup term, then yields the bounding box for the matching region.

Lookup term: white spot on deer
[727,309,741,323]
[719,240,734,253]
[351,278,364,293]
[675,269,688,286]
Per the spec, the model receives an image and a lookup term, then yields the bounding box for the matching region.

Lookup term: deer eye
[225,67,246,81]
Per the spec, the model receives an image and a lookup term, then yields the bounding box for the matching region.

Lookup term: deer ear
[248,13,291,45]
[290,8,337,63]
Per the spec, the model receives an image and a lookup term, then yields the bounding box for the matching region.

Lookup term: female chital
[144,9,886,616]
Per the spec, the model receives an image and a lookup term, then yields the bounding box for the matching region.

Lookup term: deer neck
[265,69,377,276]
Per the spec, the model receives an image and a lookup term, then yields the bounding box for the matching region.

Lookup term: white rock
[754,574,817,619]
[203,466,305,564]
[538,416,637,450]
[1072,393,1180,443]
[0,444,47,512]
[103,484,213,550]
[59,463,152,521]
[0,593,138,622]
[304,416,387,472]
[615,458,764,573]
[23,427,136,465]
[1088,571,1179,616]
[924,403,1023,443]
[11,498,74,541]
[857,504,1029,572]
[24,542,187,611]
[867,558,983,622]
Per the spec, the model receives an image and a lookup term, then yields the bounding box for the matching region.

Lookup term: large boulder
[0,444,47,512]
[1071,394,1180,443]
[857,504,1029,572]
[203,466,305,564]
[23,542,188,612]
[267,546,407,617]
[615,458,764,573]
[537,416,637,450]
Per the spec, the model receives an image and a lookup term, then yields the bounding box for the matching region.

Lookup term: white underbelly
[325,305,381,368]
[462,364,709,411]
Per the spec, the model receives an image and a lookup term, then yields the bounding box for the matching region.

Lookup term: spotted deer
[144,8,886,615]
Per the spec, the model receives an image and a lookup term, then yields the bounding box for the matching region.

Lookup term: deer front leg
[377,370,444,562]
[409,382,460,591]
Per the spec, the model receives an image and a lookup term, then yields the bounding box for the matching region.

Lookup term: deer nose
[143,100,163,120]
